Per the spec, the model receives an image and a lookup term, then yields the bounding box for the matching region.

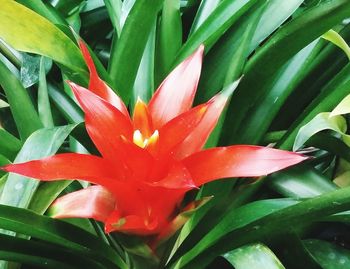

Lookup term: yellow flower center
[133,129,159,148]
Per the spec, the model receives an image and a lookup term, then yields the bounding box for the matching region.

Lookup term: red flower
[1,41,306,242]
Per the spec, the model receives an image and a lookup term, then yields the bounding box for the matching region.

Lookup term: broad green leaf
[103,0,123,35]
[29,180,72,215]
[221,0,350,145]
[0,59,42,140]
[132,21,156,107]
[0,0,86,74]
[236,39,321,145]
[0,129,22,160]
[189,0,221,35]
[293,112,350,150]
[174,0,260,65]
[330,93,350,116]
[304,239,350,268]
[196,0,305,104]
[20,53,51,88]
[38,57,54,128]
[222,244,285,269]
[279,63,350,150]
[250,0,304,50]
[0,233,110,269]
[155,0,182,85]
[48,83,84,123]
[108,0,164,103]
[174,185,350,268]
[268,166,338,199]
[322,29,350,60]
[0,125,77,209]
[0,205,127,269]
[16,0,67,25]
[172,199,298,268]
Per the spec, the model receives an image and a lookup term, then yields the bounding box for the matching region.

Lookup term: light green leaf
[0,125,77,209]
[330,93,350,117]
[190,0,221,35]
[293,112,350,151]
[174,0,259,65]
[38,57,54,128]
[222,244,285,269]
[108,0,164,103]
[156,0,182,84]
[322,29,350,60]
[304,239,350,268]
[0,0,86,74]
[0,58,42,140]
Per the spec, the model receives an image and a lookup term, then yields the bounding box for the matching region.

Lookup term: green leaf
[293,112,350,150]
[174,0,260,65]
[38,57,54,128]
[234,39,321,145]
[221,244,285,269]
[330,92,350,116]
[103,0,123,35]
[0,205,127,269]
[0,129,22,160]
[16,0,68,25]
[222,0,350,145]
[174,185,350,268]
[0,58,42,140]
[304,239,350,268]
[132,21,156,107]
[0,0,86,74]
[155,0,182,85]
[197,0,304,103]
[108,0,164,103]
[268,166,338,199]
[28,180,72,215]
[48,83,84,123]
[189,0,221,35]
[0,125,77,209]
[278,63,350,150]
[20,53,51,89]
[0,233,109,269]
[322,29,350,60]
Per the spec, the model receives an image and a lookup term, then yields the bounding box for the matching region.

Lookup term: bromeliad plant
[1,0,350,269]
[1,42,306,247]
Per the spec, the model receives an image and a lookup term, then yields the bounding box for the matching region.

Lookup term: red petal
[105,212,158,235]
[49,186,115,222]
[183,146,308,186]
[119,136,154,181]
[133,98,153,137]
[158,103,208,156]
[175,91,229,159]
[148,45,204,129]
[79,40,129,117]
[149,161,196,190]
[1,153,121,188]
[68,82,133,166]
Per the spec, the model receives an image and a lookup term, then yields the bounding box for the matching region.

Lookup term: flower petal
[152,196,212,247]
[148,45,204,129]
[49,185,115,222]
[105,211,159,235]
[1,153,121,187]
[183,146,308,186]
[79,40,129,117]
[133,98,153,137]
[175,84,236,159]
[149,161,196,190]
[68,82,133,166]
[158,103,208,156]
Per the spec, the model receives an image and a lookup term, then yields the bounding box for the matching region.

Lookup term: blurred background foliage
[0,0,350,268]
